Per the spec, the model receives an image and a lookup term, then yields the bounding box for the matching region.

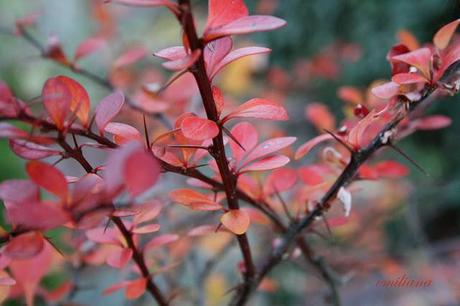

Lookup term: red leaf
[205,0,248,30]
[242,136,296,166]
[162,50,201,71]
[305,103,336,131]
[240,155,290,172]
[132,223,161,234]
[223,98,288,123]
[209,46,271,79]
[230,122,258,165]
[95,91,125,135]
[0,179,39,204]
[220,209,250,235]
[205,15,286,41]
[154,46,187,61]
[434,43,460,82]
[125,278,147,300]
[433,19,460,50]
[264,168,297,195]
[55,76,91,126]
[123,148,161,197]
[105,122,142,144]
[26,161,68,199]
[106,248,133,268]
[45,35,69,66]
[295,134,333,160]
[298,165,324,186]
[9,140,61,160]
[74,36,106,62]
[113,46,148,69]
[392,47,432,79]
[144,234,179,251]
[375,161,409,178]
[42,77,71,129]
[4,232,45,260]
[181,116,219,140]
[371,81,400,99]
[412,115,452,130]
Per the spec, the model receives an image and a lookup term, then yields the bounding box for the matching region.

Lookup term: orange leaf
[433,19,460,50]
[26,161,68,199]
[220,209,250,235]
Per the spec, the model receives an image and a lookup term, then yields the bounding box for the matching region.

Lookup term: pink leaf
[371,81,401,99]
[105,122,142,144]
[212,86,225,114]
[113,46,148,69]
[162,50,201,71]
[144,234,179,251]
[154,46,187,61]
[205,15,286,41]
[240,155,290,172]
[26,161,68,199]
[433,19,460,50]
[204,37,233,77]
[294,133,333,160]
[9,140,61,160]
[230,122,258,165]
[242,136,296,166]
[412,115,452,130]
[85,227,121,245]
[106,248,133,269]
[132,223,161,234]
[74,36,106,62]
[123,148,161,197]
[0,179,39,204]
[181,116,219,140]
[95,91,125,135]
[209,46,271,79]
[223,98,288,123]
[0,123,29,139]
[220,209,250,235]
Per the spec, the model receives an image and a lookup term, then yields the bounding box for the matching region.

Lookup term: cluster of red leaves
[0,0,459,305]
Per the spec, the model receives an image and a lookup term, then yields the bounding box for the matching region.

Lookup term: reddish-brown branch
[229,86,437,305]
[177,0,256,289]
[56,138,169,306]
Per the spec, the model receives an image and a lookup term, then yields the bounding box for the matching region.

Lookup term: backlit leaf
[433,19,460,50]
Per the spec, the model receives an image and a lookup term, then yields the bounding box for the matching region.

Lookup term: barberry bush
[0,1,459,305]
